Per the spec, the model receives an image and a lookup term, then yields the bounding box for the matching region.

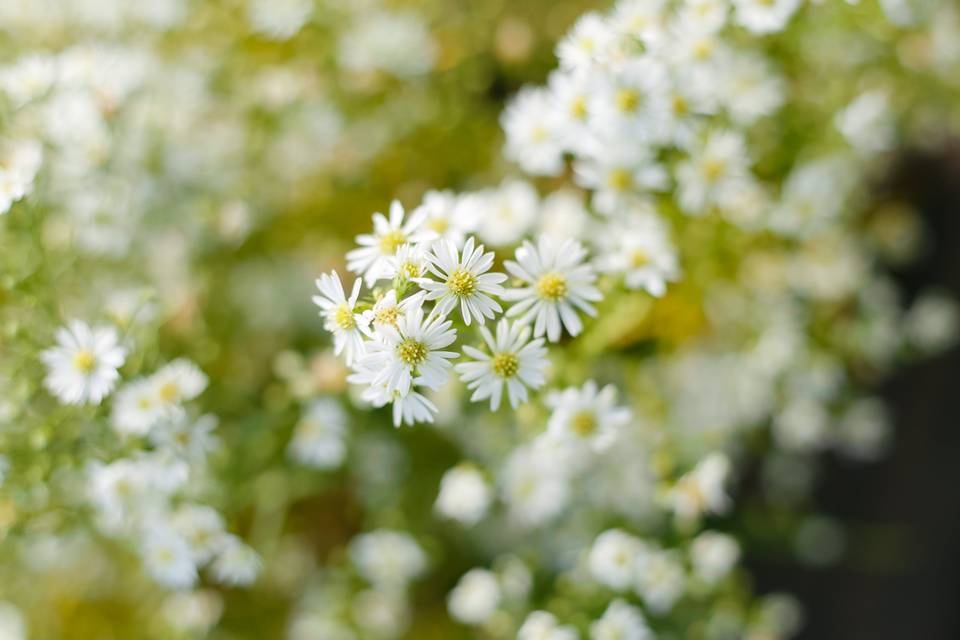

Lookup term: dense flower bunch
[303,0,960,638]
[1,0,959,637]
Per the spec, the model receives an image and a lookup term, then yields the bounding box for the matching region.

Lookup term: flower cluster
[316,197,614,426]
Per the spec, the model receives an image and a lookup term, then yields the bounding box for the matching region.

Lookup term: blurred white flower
[349,530,427,589]
[545,381,631,451]
[41,320,126,405]
[288,398,349,469]
[690,531,740,583]
[519,611,579,640]
[590,599,652,640]
[588,529,645,591]
[434,464,493,525]
[447,568,501,625]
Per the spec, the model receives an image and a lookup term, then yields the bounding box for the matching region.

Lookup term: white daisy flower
[151,358,209,409]
[503,236,603,342]
[172,504,226,564]
[363,290,423,335]
[447,568,501,625]
[412,190,477,248]
[287,398,349,469]
[384,243,427,283]
[418,237,506,326]
[347,201,429,285]
[574,137,668,215]
[675,129,752,215]
[732,0,802,34]
[634,549,686,613]
[690,531,740,584]
[501,87,566,177]
[596,211,679,297]
[590,599,653,640]
[211,534,262,586]
[455,319,548,411]
[665,452,733,521]
[355,302,457,396]
[557,12,614,71]
[41,320,127,405]
[589,529,646,590]
[349,529,428,589]
[111,378,165,436]
[347,360,439,427]
[313,270,370,366]
[467,180,540,248]
[391,388,439,427]
[434,464,493,525]
[518,611,578,640]
[545,380,632,451]
[141,528,198,590]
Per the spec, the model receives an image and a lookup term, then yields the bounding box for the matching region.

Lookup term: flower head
[313,270,369,366]
[504,235,602,342]
[41,320,127,405]
[347,201,428,285]
[455,319,548,410]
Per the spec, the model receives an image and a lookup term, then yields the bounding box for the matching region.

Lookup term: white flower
[518,611,579,640]
[588,57,670,144]
[151,414,220,462]
[141,528,198,590]
[590,600,652,640]
[247,0,312,40]
[447,568,501,625]
[835,90,895,155]
[313,270,370,366]
[665,452,733,521]
[0,602,25,640]
[678,0,729,33]
[151,358,209,409]
[719,52,785,126]
[690,531,740,584]
[347,360,440,427]
[905,290,960,352]
[732,0,801,34]
[469,180,540,248]
[418,237,506,325]
[0,54,56,107]
[412,190,477,248]
[173,504,227,564]
[574,139,669,215]
[501,445,571,527]
[391,388,439,427]
[338,11,436,78]
[355,301,457,397]
[111,378,165,436]
[434,464,493,525]
[634,549,685,613]
[385,243,427,283]
[347,201,428,285]
[41,320,126,405]
[455,319,549,411]
[504,236,603,342]
[502,87,566,176]
[287,398,348,469]
[349,530,428,589]
[545,381,631,451]
[211,535,261,586]
[557,12,614,71]
[588,529,645,591]
[596,211,679,297]
[675,129,752,215]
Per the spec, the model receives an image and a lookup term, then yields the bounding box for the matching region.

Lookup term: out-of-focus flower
[41,320,126,405]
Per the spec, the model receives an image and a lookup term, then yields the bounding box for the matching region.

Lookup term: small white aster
[151,359,209,410]
[412,189,477,247]
[111,377,165,436]
[545,380,632,451]
[354,302,457,396]
[418,237,506,326]
[41,320,127,405]
[503,235,603,342]
[347,201,428,285]
[211,534,262,586]
[313,270,370,366]
[141,528,198,590]
[590,599,653,640]
[596,211,679,297]
[287,398,349,469]
[455,319,548,411]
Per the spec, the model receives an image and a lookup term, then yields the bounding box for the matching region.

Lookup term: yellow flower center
[571,410,597,436]
[334,304,355,330]
[447,268,477,297]
[379,230,406,255]
[137,396,153,410]
[616,88,640,113]
[693,39,713,60]
[428,217,449,233]
[536,272,568,301]
[571,95,588,120]
[374,306,400,326]
[396,338,428,367]
[672,95,689,116]
[158,381,180,403]
[491,352,519,378]
[607,168,632,191]
[702,158,726,181]
[530,125,549,142]
[630,249,651,268]
[400,261,421,280]
[72,350,96,373]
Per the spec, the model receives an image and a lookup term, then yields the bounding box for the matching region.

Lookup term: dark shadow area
[752,144,960,639]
